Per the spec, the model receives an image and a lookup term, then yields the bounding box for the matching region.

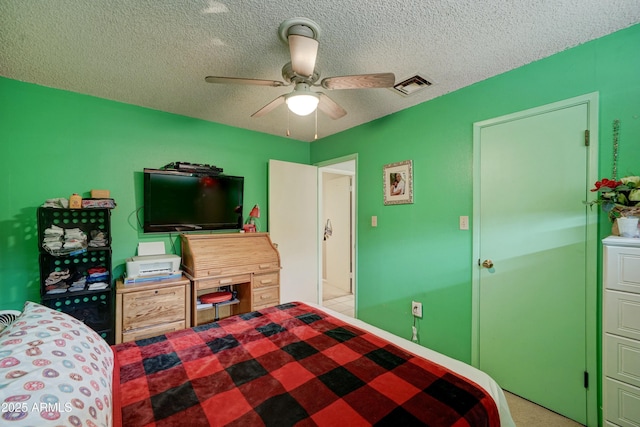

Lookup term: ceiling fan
[205,18,396,121]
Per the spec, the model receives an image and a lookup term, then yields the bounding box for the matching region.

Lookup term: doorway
[472,93,599,425]
[319,159,355,317]
[268,157,357,315]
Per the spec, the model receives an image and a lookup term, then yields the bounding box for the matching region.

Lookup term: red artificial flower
[591,178,622,192]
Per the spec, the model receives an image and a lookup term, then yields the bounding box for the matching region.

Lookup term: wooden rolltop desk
[180,233,281,325]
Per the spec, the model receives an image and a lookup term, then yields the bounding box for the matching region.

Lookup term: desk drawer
[122,320,185,342]
[255,262,280,272]
[195,274,251,291]
[122,285,185,331]
[253,302,278,311]
[195,263,280,278]
[253,287,279,308]
[253,272,279,289]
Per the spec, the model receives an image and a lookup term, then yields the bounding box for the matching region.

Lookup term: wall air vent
[392,75,433,96]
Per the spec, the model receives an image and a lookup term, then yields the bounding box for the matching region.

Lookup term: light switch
[459,216,469,230]
[371,216,378,227]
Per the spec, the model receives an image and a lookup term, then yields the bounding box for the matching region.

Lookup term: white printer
[126,254,181,277]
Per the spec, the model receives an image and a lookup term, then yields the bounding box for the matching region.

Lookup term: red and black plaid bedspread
[113,302,500,426]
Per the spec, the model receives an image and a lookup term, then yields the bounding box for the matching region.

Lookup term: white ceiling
[1,1,638,142]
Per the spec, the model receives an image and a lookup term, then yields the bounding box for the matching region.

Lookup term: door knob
[482,259,494,269]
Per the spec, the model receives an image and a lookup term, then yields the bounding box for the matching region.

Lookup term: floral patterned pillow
[0,301,114,426]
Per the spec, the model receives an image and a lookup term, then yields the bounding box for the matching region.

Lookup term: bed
[0,301,515,426]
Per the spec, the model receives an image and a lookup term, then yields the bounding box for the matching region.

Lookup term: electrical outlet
[412,301,422,318]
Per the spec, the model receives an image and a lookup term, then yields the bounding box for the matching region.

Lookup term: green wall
[1,24,639,368]
[311,24,640,363]
[0,78,309,310]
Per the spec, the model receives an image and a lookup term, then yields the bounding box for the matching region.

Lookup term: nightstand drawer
[253,287,279,307]
[253,272,279,289]
[122,285,185,331]
[122,320,186,342]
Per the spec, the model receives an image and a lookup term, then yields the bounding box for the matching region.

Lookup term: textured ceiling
[1,1,639,142]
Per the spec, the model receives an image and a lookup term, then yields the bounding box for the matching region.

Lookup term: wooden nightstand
[114,276,191,344]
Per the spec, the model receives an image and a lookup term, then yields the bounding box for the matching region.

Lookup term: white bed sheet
[309,303,516,427]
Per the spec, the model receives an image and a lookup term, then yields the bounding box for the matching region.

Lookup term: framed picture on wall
[383,160,413,205]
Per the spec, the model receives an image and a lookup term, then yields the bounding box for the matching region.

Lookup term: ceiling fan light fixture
[286,92,319,116]
[206,17,393,125]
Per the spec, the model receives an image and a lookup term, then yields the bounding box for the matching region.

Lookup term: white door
[268,159,319,304]
[472,94,599,425]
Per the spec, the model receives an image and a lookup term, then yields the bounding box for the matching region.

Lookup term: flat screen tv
[143,168,244,233]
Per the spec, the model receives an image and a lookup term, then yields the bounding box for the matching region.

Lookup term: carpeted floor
[505,391,584,426]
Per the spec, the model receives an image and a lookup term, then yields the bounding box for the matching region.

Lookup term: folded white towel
[88,282,108,290]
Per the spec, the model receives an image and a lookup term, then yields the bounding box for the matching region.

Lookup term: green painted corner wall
[1,23,639,370]
[0,78,309,310]
[311,24,640,363]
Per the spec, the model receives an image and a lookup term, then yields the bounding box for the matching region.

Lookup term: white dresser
[603,236,640,427]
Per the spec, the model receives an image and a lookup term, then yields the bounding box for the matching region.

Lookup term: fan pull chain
[314,108,318,140]
[286,109,291,137]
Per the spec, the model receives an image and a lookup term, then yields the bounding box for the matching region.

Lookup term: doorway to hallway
[319,159,355,317]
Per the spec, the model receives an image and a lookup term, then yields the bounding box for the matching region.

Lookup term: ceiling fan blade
[317,93,347,120]
[205,76,286,87]
[251,95,286,118]
[288,34,318,77]
[321,72,396,90]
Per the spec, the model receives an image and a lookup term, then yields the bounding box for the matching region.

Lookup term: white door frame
[471,92,599,426]
[316,154,358,313]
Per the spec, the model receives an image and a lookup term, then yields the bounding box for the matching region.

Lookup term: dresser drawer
[122,285,186,331]
[253,287,279,308]
[605,245,640,294]
[122,320,186,343]
[605,290,640,340]
[605,333,640,388]
[253,272,279,289]
[604,378,640,427]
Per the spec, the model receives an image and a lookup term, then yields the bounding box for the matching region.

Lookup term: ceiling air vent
[392,75,432,96]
